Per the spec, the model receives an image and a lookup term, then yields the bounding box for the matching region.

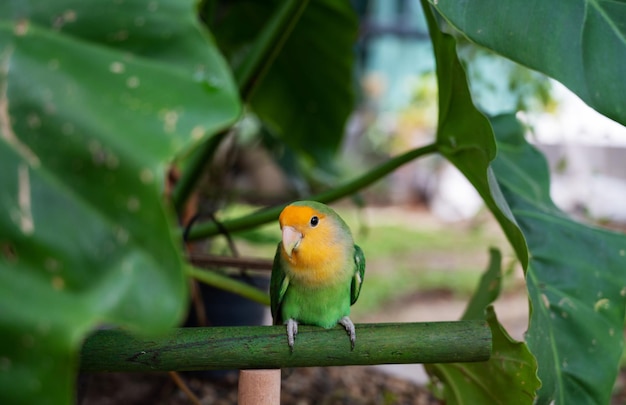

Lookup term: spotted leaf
[0,0,240,403]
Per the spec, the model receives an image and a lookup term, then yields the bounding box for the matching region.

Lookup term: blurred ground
[81,367,440,405]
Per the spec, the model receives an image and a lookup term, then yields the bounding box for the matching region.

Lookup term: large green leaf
[421,1,528,266]
[427,249,540,404]
[431,0,626,126]
[0,1,240,403]
[423,1,626,401]
[206,0,358,170]
[491,114,626,405]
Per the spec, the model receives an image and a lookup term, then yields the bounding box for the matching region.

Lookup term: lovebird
[270,200,366,350]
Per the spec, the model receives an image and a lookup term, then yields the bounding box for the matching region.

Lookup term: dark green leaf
[208,0,358,170]
[0,0,240,403]
[421,0,528,267]
[432,0,626,126]
[491,113,626,405]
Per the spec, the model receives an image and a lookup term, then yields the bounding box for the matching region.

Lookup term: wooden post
[238,369,281,405]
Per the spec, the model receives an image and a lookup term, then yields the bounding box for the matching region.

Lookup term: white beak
[282,226,302,258]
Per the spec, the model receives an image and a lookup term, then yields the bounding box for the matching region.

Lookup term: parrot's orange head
[278,202,350,271]
[277,201,354,285]
[279,204,326,259]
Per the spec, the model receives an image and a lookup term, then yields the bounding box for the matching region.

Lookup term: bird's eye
[310,216,319,227]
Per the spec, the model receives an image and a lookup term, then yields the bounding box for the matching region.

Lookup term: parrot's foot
[339,316,356,350]
[286,318,298,351]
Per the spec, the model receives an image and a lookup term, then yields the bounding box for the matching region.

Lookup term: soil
[80,367,441,405]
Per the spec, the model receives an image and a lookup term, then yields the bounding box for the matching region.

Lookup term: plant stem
[168,371,202,405]
[236,0,310,102]
[172,131,228,214]
[187,142,439,240]
[80,320,491,372]
[185,265,270,306]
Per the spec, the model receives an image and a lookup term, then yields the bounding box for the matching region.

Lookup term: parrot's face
[278,204,345,269]
[279,204,324,258]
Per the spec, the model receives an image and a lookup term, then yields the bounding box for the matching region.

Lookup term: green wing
[350,244,366,305]
[270,242,290,325]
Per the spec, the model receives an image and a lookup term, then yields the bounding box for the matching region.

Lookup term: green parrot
[270,201,366,350]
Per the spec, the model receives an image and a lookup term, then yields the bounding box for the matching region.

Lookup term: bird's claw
[286,317,355,351]
[339,316,356,350]
[287,318,298,351]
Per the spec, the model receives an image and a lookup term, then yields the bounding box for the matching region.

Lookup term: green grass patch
[352,266,484,316]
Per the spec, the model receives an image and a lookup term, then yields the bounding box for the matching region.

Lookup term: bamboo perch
[80,321,491,372]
